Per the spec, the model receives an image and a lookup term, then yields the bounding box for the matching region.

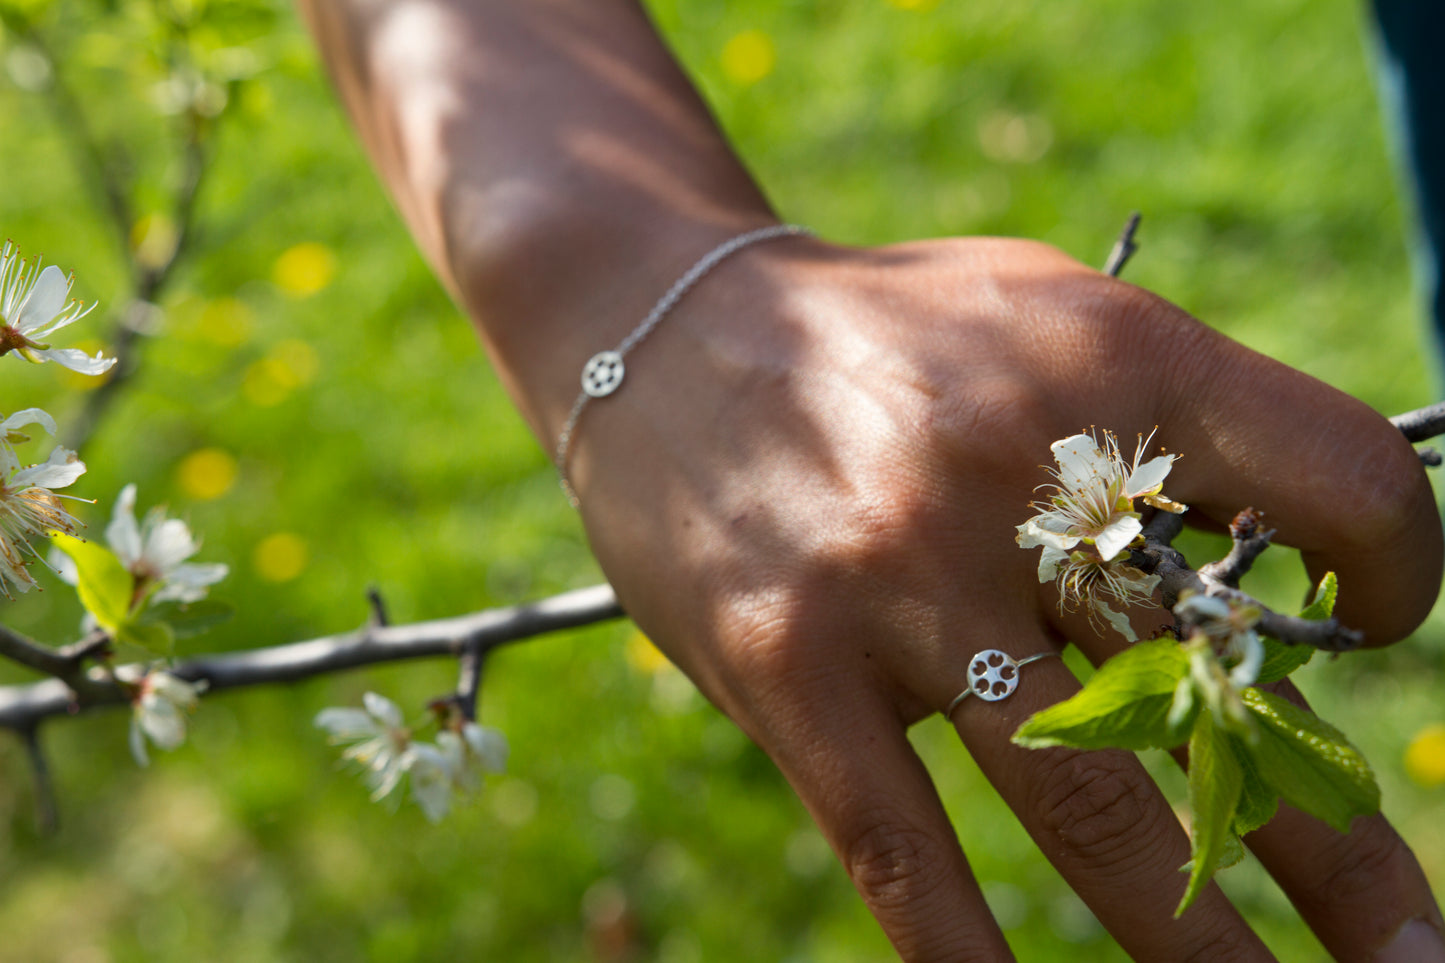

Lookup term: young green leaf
[139,598,235,640]
[1177,711,1245,915]
[115,619,175,658]
[1230,742,1280,837]
[50,532,133,632]
[1013,638,1190,751]
[1238,688,1378,833]
[1254,572,1336,684]
[1298,571,1338,621]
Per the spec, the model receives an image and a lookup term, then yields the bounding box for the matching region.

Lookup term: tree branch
[0,583,624,729]
[1131,512,1363,651]
[1104,212,1142,278]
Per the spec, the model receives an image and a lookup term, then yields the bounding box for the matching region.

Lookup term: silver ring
[945,649,1060,718]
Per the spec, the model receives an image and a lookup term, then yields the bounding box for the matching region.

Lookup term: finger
[946,630,1277,961]
[1241,681,1445,961]
[757,678,1015,961]
[1139,297,1442,644]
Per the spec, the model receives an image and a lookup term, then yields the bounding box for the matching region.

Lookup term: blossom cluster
[0,243,115,595]
[315,692,508,822]
[1016,429,1185,640]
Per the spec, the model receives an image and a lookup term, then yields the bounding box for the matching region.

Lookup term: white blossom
[316,694,509,821]
[1175,592,1265,689]
[1017,429,1185,564]
[0,408,87,598]
[315,691,415,803]
[440,720,508,793]
[126,669,207,767]
[104,484,228,603]
[407,741,455,823]
[0,241,113,375]
[1018,429,1184,639]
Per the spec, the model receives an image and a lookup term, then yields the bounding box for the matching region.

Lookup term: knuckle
[1031,750,1163,871]
[841,814,954,916]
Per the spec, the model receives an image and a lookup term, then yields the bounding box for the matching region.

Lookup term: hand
[567,231,1445,960]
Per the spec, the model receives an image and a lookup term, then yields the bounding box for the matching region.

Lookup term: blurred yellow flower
[885,0,940,9]
[198,298,253,347]
[131,213,178,270]
[176,447,238,501]
[1404,724,1445,787]
[272,242,337,297]
[625,631,672,675]
[720,30,775,86]
[253,532,308,582]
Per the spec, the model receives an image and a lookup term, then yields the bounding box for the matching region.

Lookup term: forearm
[296,0,777,440]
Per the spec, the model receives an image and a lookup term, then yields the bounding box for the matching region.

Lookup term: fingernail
[1374,918,1445,963]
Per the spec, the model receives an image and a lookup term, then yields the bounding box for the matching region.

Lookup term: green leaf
[50,533,134,633]
[1231,742,1280,837]
[1177,711,1244,916]
[139,598,235,640]
[1253,572,1336,684]
[1299,571,1338,621]
[1238,688,1379,833]
[115,619,175,658]
[1252,572,1337,684]
[1255,639,1313,685]
[1013,638,1190,752]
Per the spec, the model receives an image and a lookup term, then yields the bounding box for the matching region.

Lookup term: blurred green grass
[0,0,1440,960]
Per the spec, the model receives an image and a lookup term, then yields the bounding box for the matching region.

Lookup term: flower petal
[1092,514,1142,562]
[10,445,86,490]
[363,691,404,730]
[31,346,116,375]
[1123,453,1174,498]
[106,484,143,565]
[1051,434,1111,492]
[14,265,70,334]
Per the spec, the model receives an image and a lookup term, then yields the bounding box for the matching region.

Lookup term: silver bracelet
[554,224,813,506]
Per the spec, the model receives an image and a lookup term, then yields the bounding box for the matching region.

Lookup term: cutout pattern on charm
[968,649,1020,701]
[582,351,625,397]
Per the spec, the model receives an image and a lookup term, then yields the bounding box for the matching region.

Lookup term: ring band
[945,649,1060,719]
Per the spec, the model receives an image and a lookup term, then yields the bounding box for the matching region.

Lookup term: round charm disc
[968,649,1020,702]
[582,351,626,397]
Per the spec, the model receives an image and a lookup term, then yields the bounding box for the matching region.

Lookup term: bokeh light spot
[886,0,940,8]
[176,448,238,501]
[1404,724,1445,787]
[720,30,776,86]
[272,242,337,297]
[131,213,178,270]
[253,532,308,582]
[625,631,671,675]
[198,298,253,347]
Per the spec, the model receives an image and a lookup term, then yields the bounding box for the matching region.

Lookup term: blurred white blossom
[125,669,207,766]
[0,407,86,598]
[0,241,113,375]
[106,484,228,603]
[316,693,508,821]
[1175,592,1264,689]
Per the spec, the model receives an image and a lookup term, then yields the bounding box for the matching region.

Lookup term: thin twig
[454,643,484,722]
[1390,401,1445,443]
[0,622,72,678]
[19,725,58,833]
[0,583,624,729]
[1103,212,1142,278]
[1131,513,1363,651]
[1197,508,1275,589]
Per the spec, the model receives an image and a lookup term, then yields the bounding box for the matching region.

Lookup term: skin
[297,1,1445,959]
